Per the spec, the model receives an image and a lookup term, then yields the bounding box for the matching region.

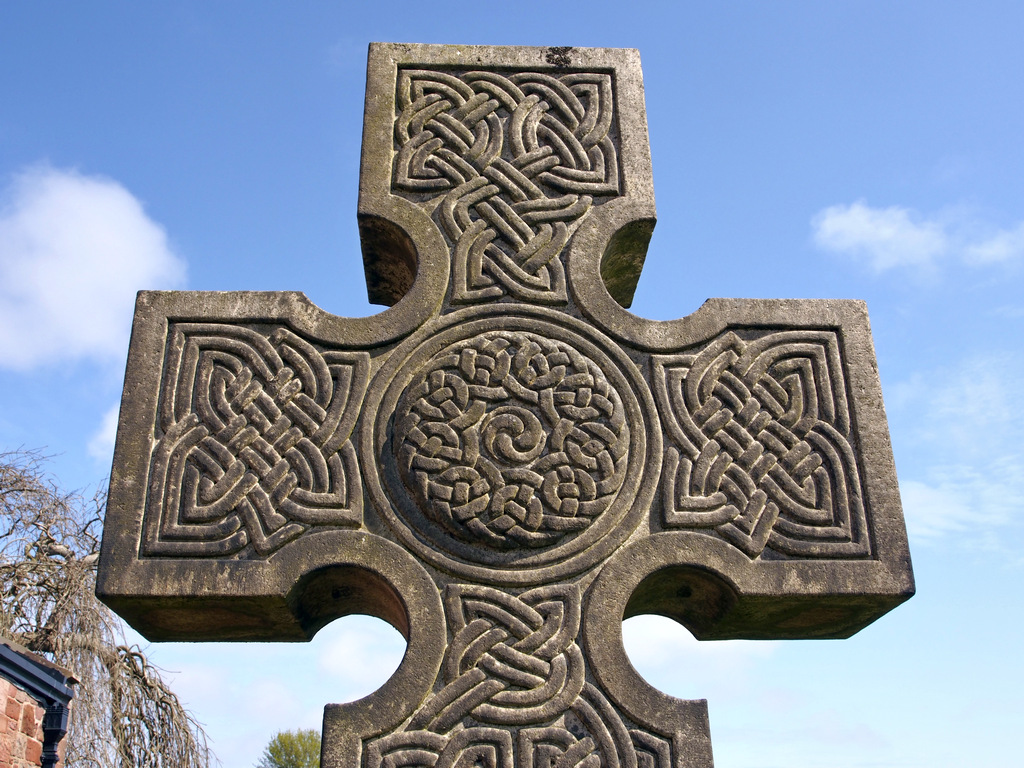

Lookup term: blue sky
[2,2,1022,766]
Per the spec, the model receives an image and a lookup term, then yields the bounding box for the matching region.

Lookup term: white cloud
[623,614,777,701]
[0,165,186,371]
[812,201,947,271]
[146,620,395,768]
[890,354,1024,551]
[87,403,120,462]
[811,200,1024,273]
[899,479,968,540]
[901,461,1024,549]
[317,616,406,701]
[163,659,323,764]
[963,221,1024,265]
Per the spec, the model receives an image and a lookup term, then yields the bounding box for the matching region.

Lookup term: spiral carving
[395,331,629,550]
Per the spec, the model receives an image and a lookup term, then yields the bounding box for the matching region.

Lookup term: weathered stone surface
[97,43,914,768]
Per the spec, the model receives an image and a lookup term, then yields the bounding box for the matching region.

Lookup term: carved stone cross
[98,44,914,768]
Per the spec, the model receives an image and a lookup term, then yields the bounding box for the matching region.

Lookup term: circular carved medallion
[364,308,659,586]
[394,331,629,550]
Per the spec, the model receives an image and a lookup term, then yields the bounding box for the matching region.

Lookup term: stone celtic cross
[98,43,914,768]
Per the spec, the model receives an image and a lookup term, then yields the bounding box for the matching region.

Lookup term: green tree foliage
[256,728,321,768]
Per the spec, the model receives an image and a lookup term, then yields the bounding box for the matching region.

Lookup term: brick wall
[0,642,73,768]
[1,677,49,768]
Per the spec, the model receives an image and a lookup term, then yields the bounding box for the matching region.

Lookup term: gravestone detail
[98,44,914,768]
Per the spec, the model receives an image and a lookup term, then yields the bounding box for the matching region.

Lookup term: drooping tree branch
[0,450,213,768]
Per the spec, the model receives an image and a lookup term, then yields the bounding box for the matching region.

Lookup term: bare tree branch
[0,449,214,768]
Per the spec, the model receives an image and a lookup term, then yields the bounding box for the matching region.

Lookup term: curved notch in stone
[359,214,419,308]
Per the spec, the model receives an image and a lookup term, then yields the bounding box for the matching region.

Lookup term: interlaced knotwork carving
[364,584,671,768]
[142,324,369,558]
[629,730,673,768]
[365,728,512,768]
[412,585,584,731]
[393,69,620,305]
[652,331,870,558]
[395,331,629,550]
